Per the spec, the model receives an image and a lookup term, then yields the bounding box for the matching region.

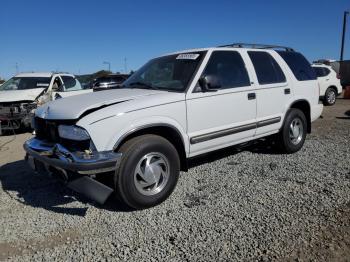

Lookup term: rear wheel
[114,134,180,209]
[277,109,307,154]
[324,87,337,106]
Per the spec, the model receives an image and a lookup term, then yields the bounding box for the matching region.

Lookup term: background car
[312,64,342,106]
[92,74,129,91]
[0,72,91,132]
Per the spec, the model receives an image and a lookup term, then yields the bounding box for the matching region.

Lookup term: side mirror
[198,75,221,92]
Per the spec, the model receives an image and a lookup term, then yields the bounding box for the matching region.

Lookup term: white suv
[0,72,91,132]
[24,44,323,209]
[312,64,343,105]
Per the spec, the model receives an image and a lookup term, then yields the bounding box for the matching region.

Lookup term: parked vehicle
[92,74,129,91]
[312,64,342,106]
[24,43,323,209]
[0,72,91,132]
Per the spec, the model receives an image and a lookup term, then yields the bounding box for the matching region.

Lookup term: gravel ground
[0,99,349,261]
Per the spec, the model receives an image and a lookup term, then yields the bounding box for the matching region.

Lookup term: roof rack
[218,43,295,52]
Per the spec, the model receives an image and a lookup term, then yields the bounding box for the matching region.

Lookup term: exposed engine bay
[0,101,38,133]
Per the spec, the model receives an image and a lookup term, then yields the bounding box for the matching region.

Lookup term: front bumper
[23,138,122,204]
[24,138,121,175]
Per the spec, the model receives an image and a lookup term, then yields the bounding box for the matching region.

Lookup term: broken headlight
[58,125,90,141]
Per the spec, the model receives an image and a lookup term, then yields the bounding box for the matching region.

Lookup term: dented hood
[0,88,45,103]
[36,88,170,120]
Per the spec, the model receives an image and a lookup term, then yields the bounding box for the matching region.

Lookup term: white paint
[33,47,323,157]
[312,64,343,96]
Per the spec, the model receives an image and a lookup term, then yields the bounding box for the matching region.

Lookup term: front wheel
[324,87,337,106]
[277,109,307,154]
[114,134,180,209]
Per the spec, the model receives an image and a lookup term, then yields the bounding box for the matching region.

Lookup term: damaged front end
[24,117,121,204]
[0,101,37,134]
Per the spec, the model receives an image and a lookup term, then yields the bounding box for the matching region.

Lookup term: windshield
[0,77,51,91]
[123,52,206,92]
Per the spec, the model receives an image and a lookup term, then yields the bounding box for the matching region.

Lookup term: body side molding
[190,117,281,144]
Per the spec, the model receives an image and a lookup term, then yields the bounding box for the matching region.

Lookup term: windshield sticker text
[176,54,200,60]
[37,83,49,87]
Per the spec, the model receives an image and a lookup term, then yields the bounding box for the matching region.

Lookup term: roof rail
[218,43,295,52]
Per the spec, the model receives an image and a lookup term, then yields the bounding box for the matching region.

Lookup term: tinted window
[313,67,325,77]
[248,51,286,85]
[202,51,250,89]
[96,77,111,83]
[313,67,330,77]
[323,68,331,76]
[277,51,316,81]
[111,76,126,83]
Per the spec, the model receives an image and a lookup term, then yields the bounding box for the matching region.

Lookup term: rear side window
[313,67,325,77]
[111,76,126,83]
[202,51,250,89]
[277,51,316,81]
[313,67,330,77]
[248,51,286,85]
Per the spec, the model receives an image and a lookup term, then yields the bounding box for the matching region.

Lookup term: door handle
[247,93,256,100]
[284,88,291,95]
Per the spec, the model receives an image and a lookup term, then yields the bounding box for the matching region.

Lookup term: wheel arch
[113,123,188,171]
[327,85,339,95]
[288,99,311,133]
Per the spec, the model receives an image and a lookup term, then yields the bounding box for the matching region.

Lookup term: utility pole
[340,11,349,61]
[124,57,128,73]
[103,61,111,72]
[15,62,19,74]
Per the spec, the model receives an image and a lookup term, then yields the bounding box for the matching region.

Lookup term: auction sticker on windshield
[176,54,200,60]
[37,83,50,87]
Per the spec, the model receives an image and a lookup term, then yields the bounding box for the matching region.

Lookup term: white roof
[15,72,74,78]
[311,64,332,68]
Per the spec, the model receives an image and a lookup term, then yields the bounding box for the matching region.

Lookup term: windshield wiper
[128,82,160,90]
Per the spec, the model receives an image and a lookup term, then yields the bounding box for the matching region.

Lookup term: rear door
[247,51,291,136]
[186,50,257,157]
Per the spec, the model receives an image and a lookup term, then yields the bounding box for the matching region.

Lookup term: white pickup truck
[24,44,323,209]
[0,72,91,132]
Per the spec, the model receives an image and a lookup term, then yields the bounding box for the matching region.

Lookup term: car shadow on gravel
[336,110,350,120]
[0,160,132,216]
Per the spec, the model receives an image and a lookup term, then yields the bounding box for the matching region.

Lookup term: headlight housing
[58,125,90,141]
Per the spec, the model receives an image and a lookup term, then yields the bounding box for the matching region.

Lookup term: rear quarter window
[248,51,286,85]
[313,67,331,77]
[277,51,316,81]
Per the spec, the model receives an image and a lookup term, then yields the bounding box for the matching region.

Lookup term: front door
[186,50,257,157]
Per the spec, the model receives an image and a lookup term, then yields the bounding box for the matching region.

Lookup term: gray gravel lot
[0,100,349,261]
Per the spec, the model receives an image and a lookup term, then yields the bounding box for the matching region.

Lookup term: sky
[0,0,349,79]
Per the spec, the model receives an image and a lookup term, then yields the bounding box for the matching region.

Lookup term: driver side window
[201,51,250,89]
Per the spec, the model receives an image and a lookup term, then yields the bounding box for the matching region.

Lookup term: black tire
[324,87,337,106]
[114,134,180,209]
[277,109,307,154]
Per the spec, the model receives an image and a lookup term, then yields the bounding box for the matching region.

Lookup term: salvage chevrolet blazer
[24,43,323,209]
